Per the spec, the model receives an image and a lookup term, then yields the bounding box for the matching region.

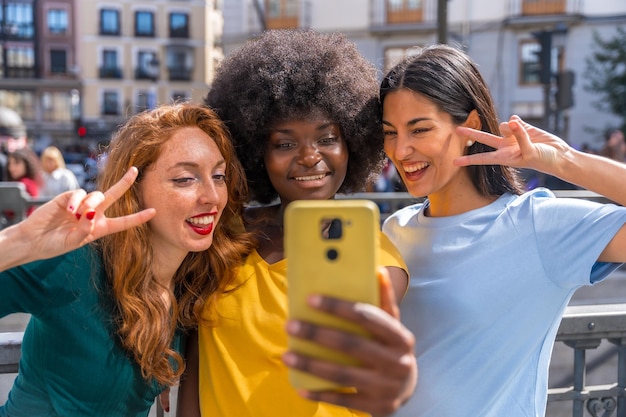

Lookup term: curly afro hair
[205,29,386,205]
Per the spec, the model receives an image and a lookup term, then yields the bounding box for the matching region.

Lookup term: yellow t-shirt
[198,232,407,417]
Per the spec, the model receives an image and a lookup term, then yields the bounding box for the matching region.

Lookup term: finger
[377,267,400,319]
[454,151,500,167]
[159,387,171,413]
[102,167,139,208]
[62,189,87,215]
[507,118,534,154]
[100,209,156,236]
[455,126,503,149]
[293,297,414,353]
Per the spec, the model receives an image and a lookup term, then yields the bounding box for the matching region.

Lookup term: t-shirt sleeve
[378,230,409,273]
[531,194,626,287]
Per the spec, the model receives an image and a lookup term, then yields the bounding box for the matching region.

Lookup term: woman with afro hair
[176,30,417,417]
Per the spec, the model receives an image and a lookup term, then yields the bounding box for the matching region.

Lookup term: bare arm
[176,329,201,417]
[455,115,626,263]
[0,167,155,272]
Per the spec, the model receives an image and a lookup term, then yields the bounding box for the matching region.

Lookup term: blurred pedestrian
[40,146,80,197]
[599,127,626,163]
[0,107,28,181]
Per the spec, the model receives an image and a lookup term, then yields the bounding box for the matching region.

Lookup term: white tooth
[295,174,325,181]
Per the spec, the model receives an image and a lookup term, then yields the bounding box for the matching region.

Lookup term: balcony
[505,0,584,27]
[168,67,192,82]
[370,0,438,35]
[99,66,123,79]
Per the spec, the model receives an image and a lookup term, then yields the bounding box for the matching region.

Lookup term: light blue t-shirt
[383,188,626,417]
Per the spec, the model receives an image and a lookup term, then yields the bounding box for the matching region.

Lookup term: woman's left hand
[282,268,417,416]
[454,115,572,176]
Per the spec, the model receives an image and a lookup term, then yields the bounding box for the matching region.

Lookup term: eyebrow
[382,117,430,128]
[169,159,226,171]
[271,121,338,134]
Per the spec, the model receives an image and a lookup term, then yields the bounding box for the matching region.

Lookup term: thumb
[377,266,400,319]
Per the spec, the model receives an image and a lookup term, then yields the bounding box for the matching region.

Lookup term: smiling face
[382,89,477,203]
[263,116,349,206]
[139,126,228,264]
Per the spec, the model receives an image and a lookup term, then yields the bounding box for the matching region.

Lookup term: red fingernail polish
[86,211,96,220]
[165,407,170,413]
[68,206,74,211]
[75,213,81,220]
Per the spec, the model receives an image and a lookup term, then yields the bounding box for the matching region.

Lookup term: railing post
[609,338,626,417]
[566,339,602,417]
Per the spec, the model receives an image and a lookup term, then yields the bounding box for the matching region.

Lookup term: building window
[103,91,119,115]
[6,45,35,78]
[100,50,122,78]
[41,91,72,122]
[50,49,67,74]
[384,46,421,74]
[265,0,298,29]
[47,9,68,34]
[4,3,35,39]
[136,51,159,80]
[169,12,189,38]
[170,91,189,103]
[520,41,541,85]
[166,47,192,81]
[135,11,154,37]
[386,0,423,24]
[100,9,120,36]
[135,91,154,113]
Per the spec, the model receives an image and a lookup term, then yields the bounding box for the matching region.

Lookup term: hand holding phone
[284,199,380,390]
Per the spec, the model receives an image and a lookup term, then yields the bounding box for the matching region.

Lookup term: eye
[213,173,227,184]
[172,177,196,186]
[383,130,397,137]
[411,127,429,135]
[319,136,340,145]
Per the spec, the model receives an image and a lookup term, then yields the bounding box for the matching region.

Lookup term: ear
[462,109,481,130]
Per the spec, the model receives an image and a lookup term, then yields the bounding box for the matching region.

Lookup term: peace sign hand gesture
[454,115,572,176]
[1,167,155,271]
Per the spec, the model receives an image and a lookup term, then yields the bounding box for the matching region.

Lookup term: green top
[0,245,184,417]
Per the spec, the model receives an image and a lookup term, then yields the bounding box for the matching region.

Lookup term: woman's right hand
[0,167,155,271]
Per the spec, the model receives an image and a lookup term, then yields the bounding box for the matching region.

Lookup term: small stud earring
[466,140,474,147]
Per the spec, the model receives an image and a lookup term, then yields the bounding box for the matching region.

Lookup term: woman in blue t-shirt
[0,102,255,416]
[380,44,626,417]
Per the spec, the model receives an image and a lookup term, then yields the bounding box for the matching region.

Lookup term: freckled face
[264,117,348,205]
[139,127,228,262]
[382,89,471,199]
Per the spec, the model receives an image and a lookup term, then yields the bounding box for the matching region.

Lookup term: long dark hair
[380,44,525,196]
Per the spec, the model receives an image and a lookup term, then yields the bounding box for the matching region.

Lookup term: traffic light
[555,70,575,110]
[74,119,87,138]
[532,31,552,85]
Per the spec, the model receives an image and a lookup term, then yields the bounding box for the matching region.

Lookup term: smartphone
[284,199,380,391]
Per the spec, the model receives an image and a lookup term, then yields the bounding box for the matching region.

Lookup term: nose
[199,179,221,206]
[298,144,322,167]
[387,132,414,162]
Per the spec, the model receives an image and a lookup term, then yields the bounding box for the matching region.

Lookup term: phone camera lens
[326,248,339,261]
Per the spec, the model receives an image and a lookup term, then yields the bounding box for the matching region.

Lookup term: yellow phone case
[284,199,380,391]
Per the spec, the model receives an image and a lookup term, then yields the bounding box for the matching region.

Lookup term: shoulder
[383,202,425,229]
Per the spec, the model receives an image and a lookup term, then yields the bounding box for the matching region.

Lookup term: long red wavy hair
[96,103,254,386]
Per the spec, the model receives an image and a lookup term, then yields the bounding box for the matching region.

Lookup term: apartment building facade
[221,0,626,150]
[0,0,223,150]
